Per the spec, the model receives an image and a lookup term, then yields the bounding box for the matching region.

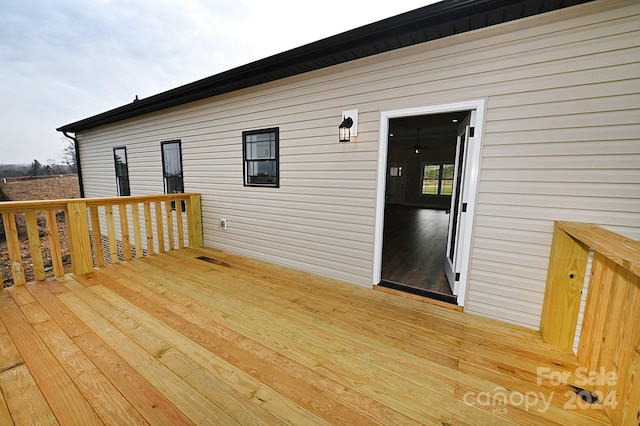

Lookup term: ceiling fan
[405,128,429,154]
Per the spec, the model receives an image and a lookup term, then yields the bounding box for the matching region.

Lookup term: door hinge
[455,272,461,281]
[469,127,475,137]
[462,203,468,213]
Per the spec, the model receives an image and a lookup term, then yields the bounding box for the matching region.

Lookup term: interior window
[422,163,454,196]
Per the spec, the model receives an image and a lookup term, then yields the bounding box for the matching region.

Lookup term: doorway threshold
[376,280,461,311]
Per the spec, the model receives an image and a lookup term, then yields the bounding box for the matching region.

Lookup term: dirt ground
[0,175,80,286]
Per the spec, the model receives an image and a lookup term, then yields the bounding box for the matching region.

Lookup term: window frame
[161,140,184,211]
[160,140,184,195]
[113,146,130,196]
[242,127,279,188]
[421,162,454,196]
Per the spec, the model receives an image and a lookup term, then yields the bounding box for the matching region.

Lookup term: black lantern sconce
[339,116,353,142]
[338,109,358,142]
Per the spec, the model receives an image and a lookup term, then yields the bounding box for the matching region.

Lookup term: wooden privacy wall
[540,221,640,425]
[0,194,202,286]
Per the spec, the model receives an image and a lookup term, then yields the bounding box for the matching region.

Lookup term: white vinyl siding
[76,1,640,329]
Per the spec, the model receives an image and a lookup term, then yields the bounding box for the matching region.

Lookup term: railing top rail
[0,193,200,213]
[557,221,640,278]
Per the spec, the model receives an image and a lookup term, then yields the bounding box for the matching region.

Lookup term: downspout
[61,131,85,198]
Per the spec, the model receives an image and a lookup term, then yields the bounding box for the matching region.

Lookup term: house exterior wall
[76,0,640,329]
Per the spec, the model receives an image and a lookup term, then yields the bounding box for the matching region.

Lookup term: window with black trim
[113,147,130,196]
[243,128,279,187]
[161,140,184,195]
[421,163,454,196]
[161,140,184,210]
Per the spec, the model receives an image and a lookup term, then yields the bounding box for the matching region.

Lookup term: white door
[386,163,406,205]
[445,112,473,295]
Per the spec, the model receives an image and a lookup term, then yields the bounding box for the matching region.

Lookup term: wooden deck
[0,247,612,425]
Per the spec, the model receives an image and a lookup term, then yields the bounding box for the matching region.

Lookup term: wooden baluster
[131,203,143,258]
[155,201,165,253]
[24,211,45,281]
[176,199,184,248]
[105,205,118,263]
[1,212,25,285]
[65,201,93,275]
[45,210,64,276]
[165,201,174,250]
[186,195,202,248]
[143,202,154,255]
[118,204,132,261]
[89,207,105,267]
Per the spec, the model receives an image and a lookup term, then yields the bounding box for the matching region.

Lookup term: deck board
[0,247,612,425]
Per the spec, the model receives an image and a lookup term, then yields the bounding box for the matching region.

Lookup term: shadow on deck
[0,247,612,425]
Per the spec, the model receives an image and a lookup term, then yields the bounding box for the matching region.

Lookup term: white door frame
[373,99,486,307]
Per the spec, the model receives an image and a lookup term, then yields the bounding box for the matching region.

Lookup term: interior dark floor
[381,205,454,299]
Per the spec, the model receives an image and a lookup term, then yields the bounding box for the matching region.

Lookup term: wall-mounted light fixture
[339,116,353,142]
[338,109,358,142]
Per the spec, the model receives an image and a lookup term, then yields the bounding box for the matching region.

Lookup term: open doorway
[380,112,467,303]
[374,101,484,307]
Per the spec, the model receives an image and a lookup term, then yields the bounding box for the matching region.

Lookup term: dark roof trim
[57,0,594,133]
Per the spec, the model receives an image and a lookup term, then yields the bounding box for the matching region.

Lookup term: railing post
[66,201,94,275]
[186,194,203,248]
[539,222,589,349]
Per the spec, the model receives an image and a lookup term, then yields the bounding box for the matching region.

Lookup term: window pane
[246,160,277,185]
[162,143,182,176]
[246,133,276,160]
[117,177,130,196]
[441,179,453,195]
[442,164,454,180]
[165,176,183,194]
[422,165,440,195]
[114,148,128,177]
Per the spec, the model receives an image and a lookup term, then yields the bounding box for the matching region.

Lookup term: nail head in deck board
[1,289,103,425]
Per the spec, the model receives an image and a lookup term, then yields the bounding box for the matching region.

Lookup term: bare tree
[61,138,77,173]
[29,159,42,176]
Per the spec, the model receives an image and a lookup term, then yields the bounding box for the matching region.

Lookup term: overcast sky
[0,0,440,165]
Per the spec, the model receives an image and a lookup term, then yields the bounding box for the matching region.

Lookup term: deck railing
[540,221,640,425]
[0,193,202,286]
